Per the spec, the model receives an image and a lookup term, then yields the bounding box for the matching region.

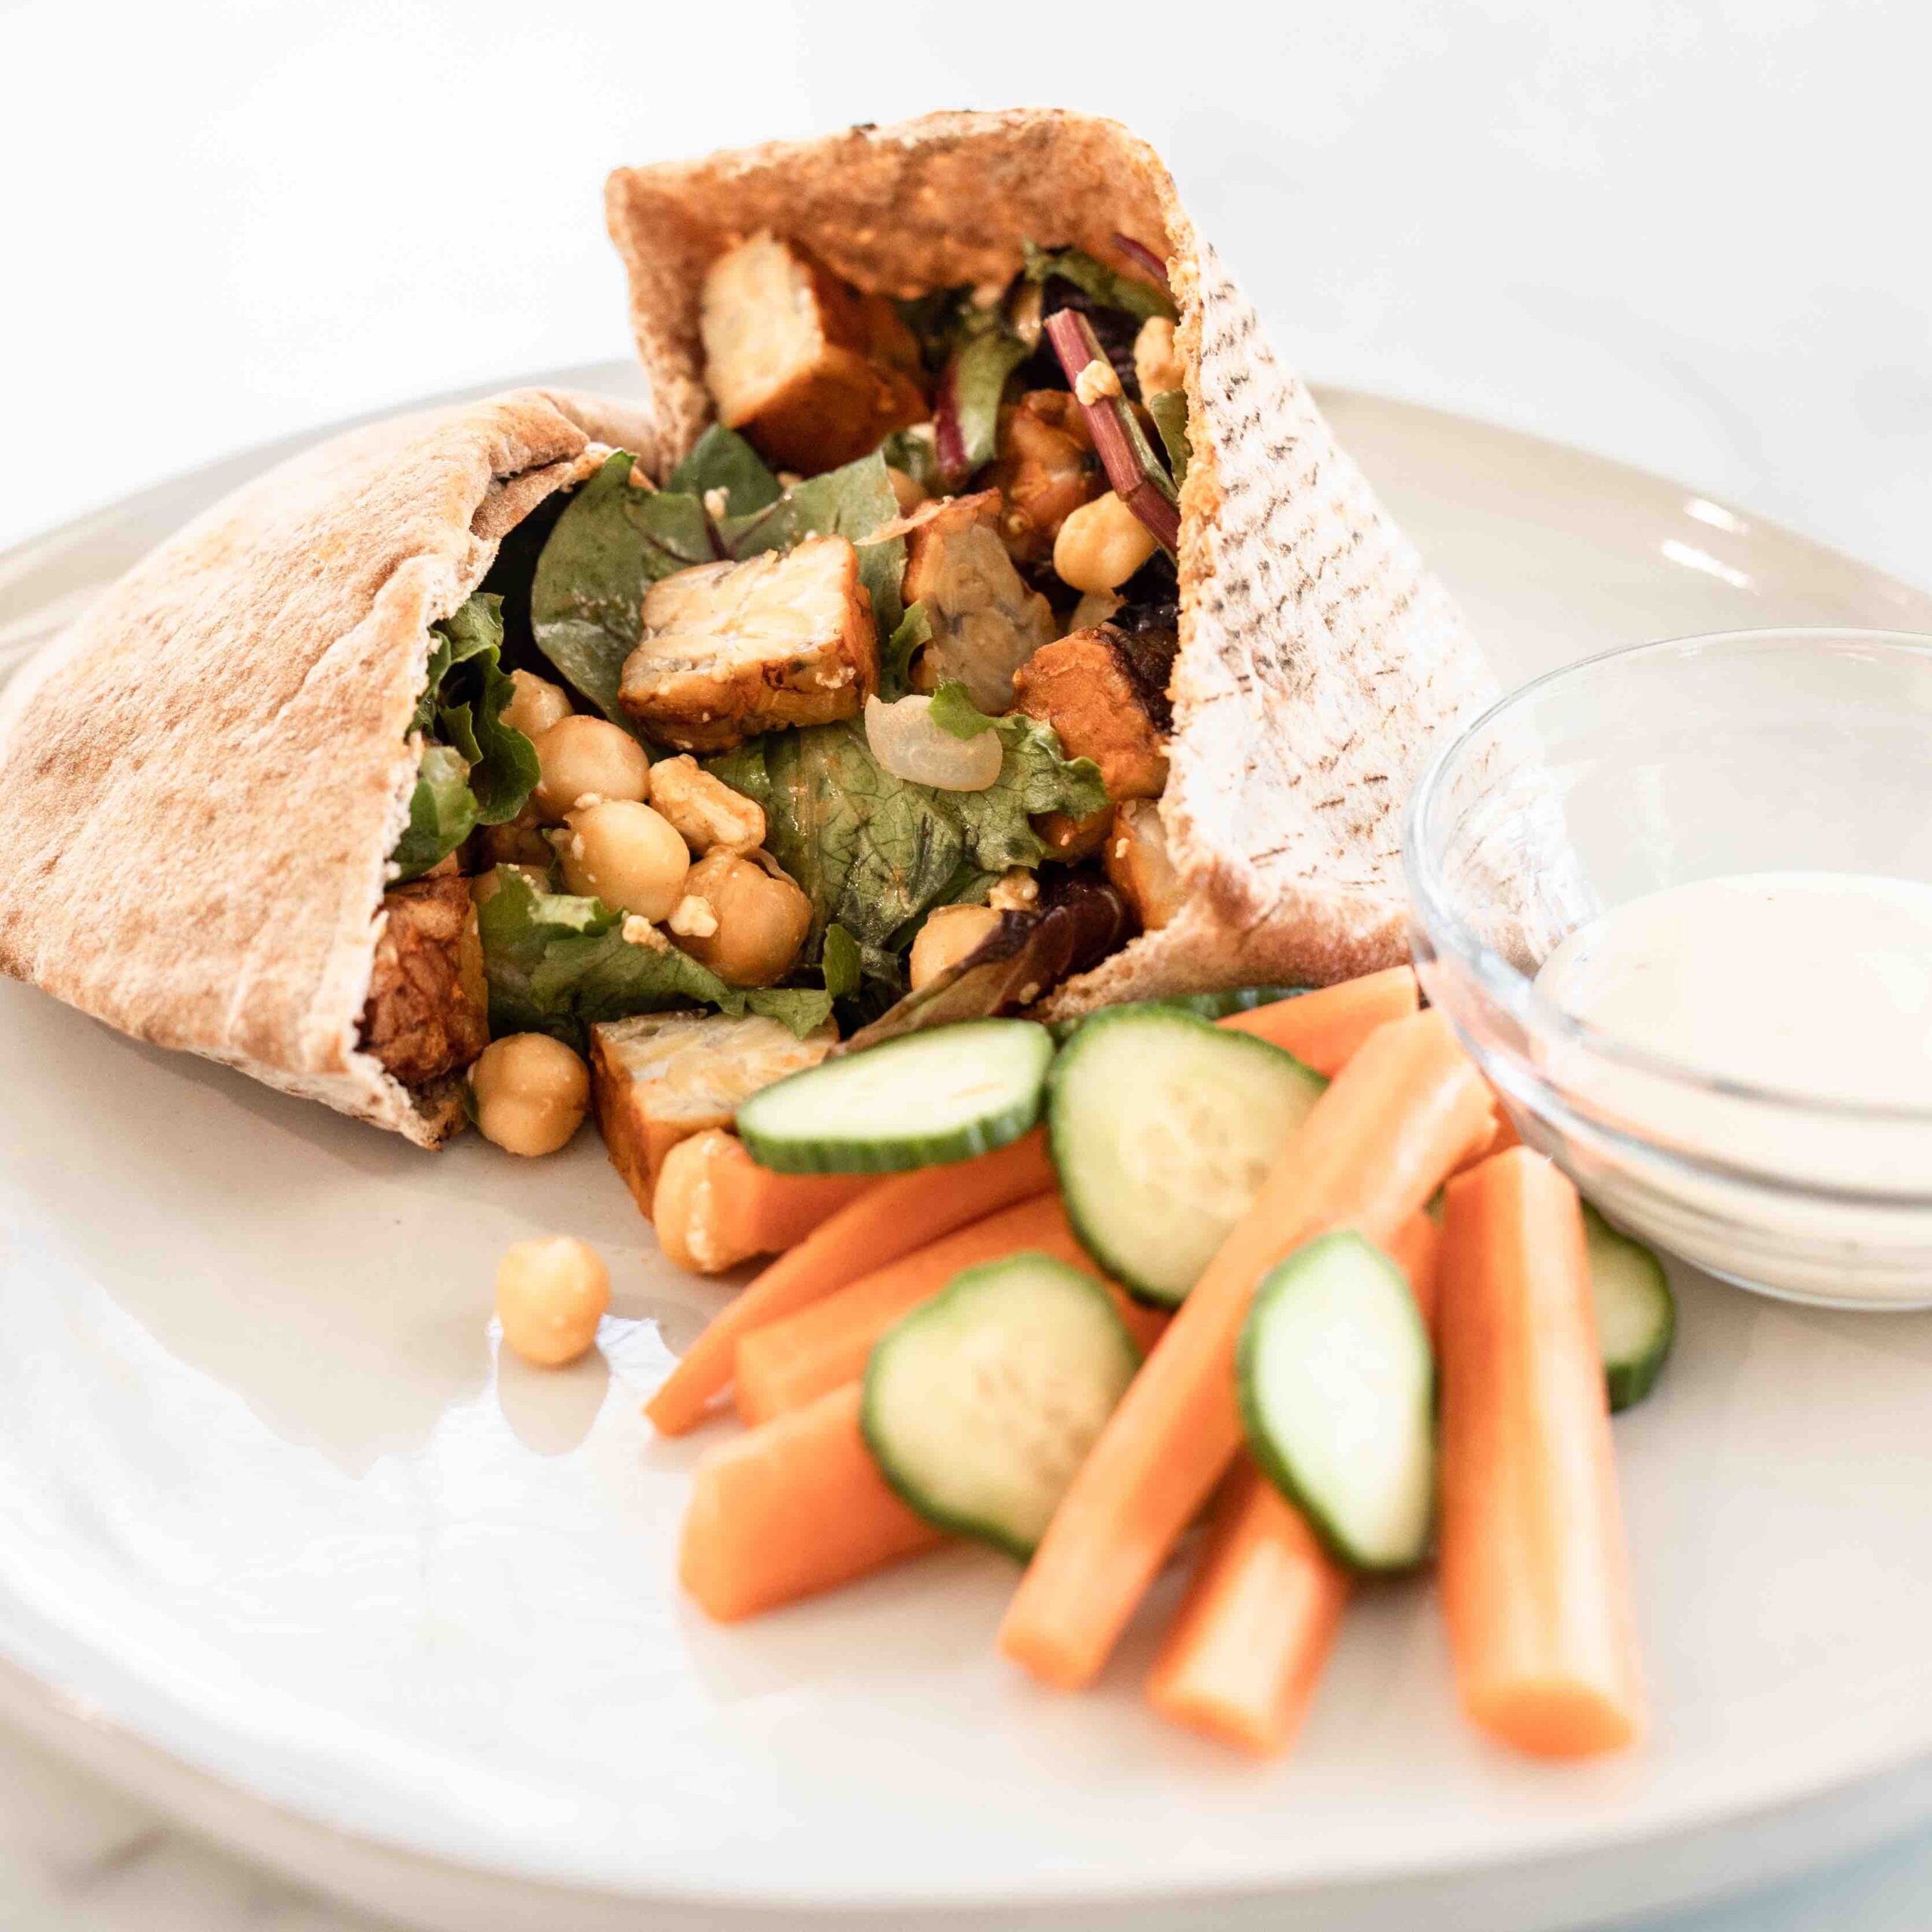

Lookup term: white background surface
[1,2,1928,1927]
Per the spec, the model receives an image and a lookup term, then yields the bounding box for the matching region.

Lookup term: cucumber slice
[861,1252,1141,1557]
[1044,986,1309,1044]
[1238,1230,1435,1573]
[736,1018,1053,1174]
[1046,1005,1326,1306]
[1584,1204,1676,1411]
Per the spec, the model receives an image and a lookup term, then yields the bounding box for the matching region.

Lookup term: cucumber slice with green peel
[1584,1204,1676,1411]
[1238,1230,1436,1573]
[1046,1005,1327,1306]
[1044,986,1309,1044]
[735,1019,1053,1174]
[860,1251,1142,1558]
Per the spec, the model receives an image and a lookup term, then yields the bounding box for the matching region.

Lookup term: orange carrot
[1436,1148,1644,1758]
[1454,1105,1523,1174]
[1384,1207,1444,1330]
[998,1009,1493,1690]
[654,1131,879,1275]
[1217,966,1419,1075]
[678,1382,943,1621]
[734,1195,1166,1425]
[1145,1462,1349,1755]
[646,1130,1056,1435]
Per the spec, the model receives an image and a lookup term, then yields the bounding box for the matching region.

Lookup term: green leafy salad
[371,229,1190,1091]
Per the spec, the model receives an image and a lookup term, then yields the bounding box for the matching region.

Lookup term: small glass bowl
[1405,628,1932,1309]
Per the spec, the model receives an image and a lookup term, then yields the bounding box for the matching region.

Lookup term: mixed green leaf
[708,717,1105,953]
[392,594,539,881]
[1021,242,1176,324]
[476,867,832,1050]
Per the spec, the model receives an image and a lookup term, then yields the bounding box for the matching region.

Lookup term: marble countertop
[2,2,1928,1927]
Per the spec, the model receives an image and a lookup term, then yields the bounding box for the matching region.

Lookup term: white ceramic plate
[5,364,1932,1932]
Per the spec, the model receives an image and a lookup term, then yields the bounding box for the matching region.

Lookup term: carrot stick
[678,1382,944,1622]
[1454,1104,1522,1174]
[654,1131,879,1275]
[646,1130,1056,1435]
[1144,1462,1349,1755]
[734,1194,1166,1425]
[1436,1148,1644,1758]
[1217,966,1419,1075]
[1384,1206,1444,1331]
[998,1009,1493,1690]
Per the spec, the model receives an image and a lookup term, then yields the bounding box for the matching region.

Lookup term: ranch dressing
[1531,872,1932,1304]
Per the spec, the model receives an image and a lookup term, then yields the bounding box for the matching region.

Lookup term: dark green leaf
[722,451,906,636]
[475,868,832,1048]
[1148,389,1191,486]
[529,451,715,725]
[878,601,932,700]
[667,426,782,517]
[402,592,540,832]
[391,744,478,882]
[820,923,863,1000]
[1022,241,1176,322]
[709,716,1107,952]
[743,987,839,1036]
[943,327,1029,477]
[878,426,943,495]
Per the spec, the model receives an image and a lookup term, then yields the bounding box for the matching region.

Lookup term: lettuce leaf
[1022,241,1176,322]
[1147,389,1191,485]
[928,679,996,739]
[668,426,782,517]
[475,868,832,1048]
[529,451,715,724]
[391,595,538,880]
[940,322,1029,478]
[392,744,479,882]
[709,718,1106,951]
[878,600,932,700]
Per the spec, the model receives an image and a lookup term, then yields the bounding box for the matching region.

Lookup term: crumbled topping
[622,915,669,949]
[703,486,730,520]
[1074,361,1123,406]
[571,793,605,813]
[669,894,719,939]
[989,868,1041,913]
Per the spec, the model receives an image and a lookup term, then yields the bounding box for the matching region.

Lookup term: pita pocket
[607,109,1510,1020]
[0,386,676,1145]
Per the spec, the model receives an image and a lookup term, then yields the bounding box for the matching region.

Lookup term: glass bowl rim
[1403,623,1932,1128]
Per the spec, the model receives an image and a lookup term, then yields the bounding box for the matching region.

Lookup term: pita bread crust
[606,112,1500,1018]
[0,386,665,1145]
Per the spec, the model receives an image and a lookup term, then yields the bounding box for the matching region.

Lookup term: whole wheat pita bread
[0,386,668,1145]
[607,109,1505,1014]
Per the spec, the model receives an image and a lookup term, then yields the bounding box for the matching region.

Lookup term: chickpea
[471,1033,589,1157]
[909,903,1001,989]
[500,669,574,740]
[1134,316,1186,400]
[495,1235,609,1367]
[531,715,651,821]
[558,799,689,920]
[1053,492,1158,595]
[672,851,811,987]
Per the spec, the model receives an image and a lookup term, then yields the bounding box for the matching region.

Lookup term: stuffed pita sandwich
[605,108,1506,1036]
[0,109,1510,1154]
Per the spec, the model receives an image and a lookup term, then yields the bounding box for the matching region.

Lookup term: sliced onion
[865,694,1004,792]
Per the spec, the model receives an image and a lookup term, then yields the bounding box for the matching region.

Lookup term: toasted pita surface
[0,387,666,1145]
[608,110,1503,1011]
